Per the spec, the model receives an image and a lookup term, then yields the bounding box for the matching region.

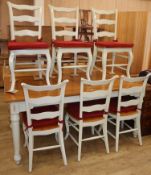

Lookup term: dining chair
[7,2,51,93]
[108,74,151,152]
[20,80,68,172]
[49,5,93,83]
[90,9,134,79]
[65,76,117,161]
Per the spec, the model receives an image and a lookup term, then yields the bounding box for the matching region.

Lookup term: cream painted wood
[7,2,51,93]
[90,8,133,79]
[65,76,118,161]
[49,5,93,82]
[108,74,151,152]
[22,80,68,172]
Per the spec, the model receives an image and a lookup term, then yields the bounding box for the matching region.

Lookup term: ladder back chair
[65,76,117,161]
[108,74,151,152]
[49,5,93,83]
[90,9,133,79]
[7,2,51,93]
[21,80,68,172]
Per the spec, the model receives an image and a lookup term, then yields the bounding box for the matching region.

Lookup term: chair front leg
[9,52,16,92]
[57,50,63,83]
[58,129,67,165]
[64,113,70,140]
[115,118,120,152]
[45,50,51,85]
[102,121,109,154]
[111,52,116,74]
[37,54,43,79]
[90,45,97,75]
[78,124,83,161]
[28,134,34,172]
[136,116,143,146]
[73,53,78,75]
[127,49,133,78]
[87,49,93,80]
[50,47,56,76]
[102,50,107,80]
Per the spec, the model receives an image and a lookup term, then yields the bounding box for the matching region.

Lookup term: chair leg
[45,50,51,85]
[37,54,43,79]
[28,134,34,172]
[136,116,143,146]
[126,49,133,78]
[58,130,67,165]
[115,118,120,152]
[9,52,16,92]
[102,50,107,80]
[78,125,83,161]
[133,118,137,138]
[102,122,109,154]
[57,50,63,83]
[91,126,95,135]
[22,125,28,147]
[111,52,116,74]
[87,49,93,80]
[73,53,78,75]
[64,113,70,140]
[90,45,97,75]
[50,47,56,76]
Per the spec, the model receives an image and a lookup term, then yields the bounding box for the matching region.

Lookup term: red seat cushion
[8,41,49,50]
[95,41,133,48]
[52,40,93,48]
[67,99,106,120]
[109,96,137,114]
[20,105,59,129]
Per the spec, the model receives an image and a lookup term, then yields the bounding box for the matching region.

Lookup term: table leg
[10,103,21,164]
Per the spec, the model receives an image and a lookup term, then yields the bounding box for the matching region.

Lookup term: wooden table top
[4,66,145,103]
[4,66,124,103]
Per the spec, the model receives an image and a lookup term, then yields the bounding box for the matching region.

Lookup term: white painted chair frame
[108,74,151,152]
[22,80,68,172]
[49,5,92,83]
[7,2,51,92]
[65,76,117,161]
[90,9,133,79]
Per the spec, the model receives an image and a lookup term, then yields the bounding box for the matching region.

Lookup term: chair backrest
[7,2,42,41]
[22,80,68,128]
[117,74,151,112]
[79,76,117,119]
[92,8,118,40]
[49,5,79,40]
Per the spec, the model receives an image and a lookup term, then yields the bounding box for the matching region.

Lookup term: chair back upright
[22,80,68,130]
[49,5,79,41]
[117,75,150,113]
[7,2,42,41]
[92,9,118,41]
[79,76,117,119]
